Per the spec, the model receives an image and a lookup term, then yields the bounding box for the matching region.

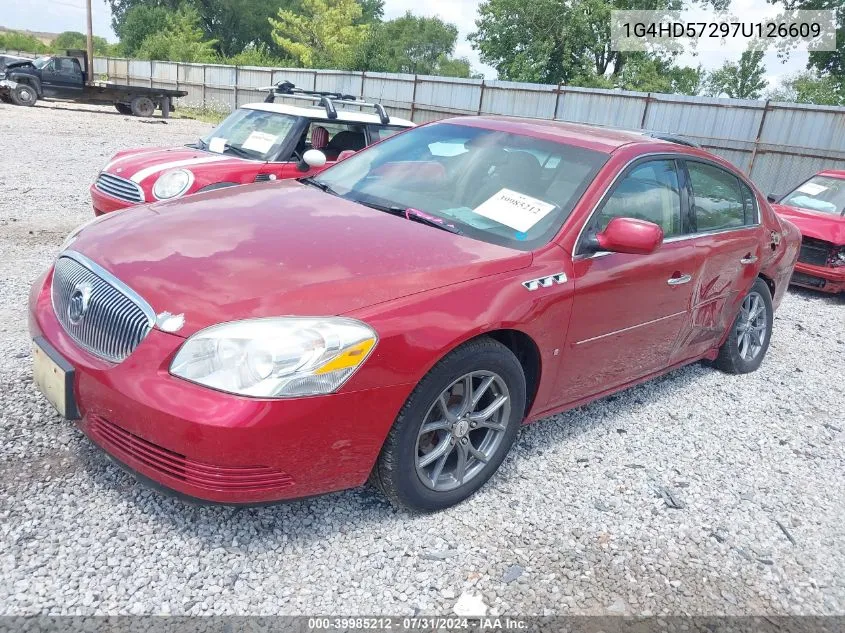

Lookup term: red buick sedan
[770,170,845,294]
[30,117,800,511]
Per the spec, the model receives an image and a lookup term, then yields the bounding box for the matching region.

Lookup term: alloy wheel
[415,371,511,492]
[736,291,768,361]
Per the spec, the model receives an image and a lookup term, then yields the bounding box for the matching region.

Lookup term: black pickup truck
[0,50,187,117]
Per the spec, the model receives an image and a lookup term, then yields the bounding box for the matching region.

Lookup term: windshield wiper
[195,138,208,150]
[222,144,255,159]
[355,200,462,235]
[298,177,340,196]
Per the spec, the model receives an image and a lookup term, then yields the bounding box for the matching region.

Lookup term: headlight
[170,317,378,398]
[152,169,193,200]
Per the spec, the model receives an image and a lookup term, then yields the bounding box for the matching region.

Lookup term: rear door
[675,160,765,361]
[554,157,704,405]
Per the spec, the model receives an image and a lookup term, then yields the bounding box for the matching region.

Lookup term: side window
[594,160,683,238]
[304,121,366,160]
[740,181,759,225]
[58,59,78,75]
[687,162,746,232]
[368,125,407,142]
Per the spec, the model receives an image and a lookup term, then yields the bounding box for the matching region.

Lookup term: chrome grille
[254,173,272,182]
[798,237,832,267]
[51,252,155,363]
[94,172,144,203]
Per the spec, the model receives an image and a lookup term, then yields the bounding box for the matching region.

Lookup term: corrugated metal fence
[5,50,844,195]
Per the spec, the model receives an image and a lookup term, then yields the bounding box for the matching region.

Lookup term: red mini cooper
[90,84,414,215]
[769,170,845,294]
[31,117,800,511]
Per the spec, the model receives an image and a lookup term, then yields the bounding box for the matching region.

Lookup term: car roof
[243,102,415,127]
[439,116,697,154]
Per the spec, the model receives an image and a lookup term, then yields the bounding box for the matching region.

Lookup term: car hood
[773,203,845,244]
[4,60,36,70]
[69,182,532,336]
[103,146,257,185]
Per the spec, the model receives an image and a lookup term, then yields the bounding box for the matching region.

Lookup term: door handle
[667,274,692,286]
[740,255,759,265]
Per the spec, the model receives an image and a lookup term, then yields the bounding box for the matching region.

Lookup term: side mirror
[595,217,664,255]
[298,149,327,172]
[766,193,779,203]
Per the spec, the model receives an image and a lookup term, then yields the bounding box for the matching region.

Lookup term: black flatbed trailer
[0,49,186,117]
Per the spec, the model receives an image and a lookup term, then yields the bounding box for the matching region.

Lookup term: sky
[4,0,812,86]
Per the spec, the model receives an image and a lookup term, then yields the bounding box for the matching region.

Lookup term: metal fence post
[552,83,564,120]
[477,80,486,116]
[639,93,652,129]
[410,75,419,122]
[202,64,207,109]
[747,99,771,178]
[233,66,239,109]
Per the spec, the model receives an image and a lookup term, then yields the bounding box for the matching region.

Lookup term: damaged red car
[770,170,845,294]
[30,117,800,512]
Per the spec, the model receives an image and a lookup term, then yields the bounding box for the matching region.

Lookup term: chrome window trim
[56,250,156,326]
[572,152,762,261]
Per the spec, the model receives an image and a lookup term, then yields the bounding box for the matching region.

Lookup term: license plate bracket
[32,337,79,420]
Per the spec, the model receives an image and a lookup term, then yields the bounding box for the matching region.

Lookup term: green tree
[0,29,49,53]
[269,0,369,68]
[52,31,112,54]
[766,0,844,79]
[356,12,468,75]
[470,0,688,85]
[705,49,768,99]
[616,55,705,94]
[766,71,844,105]
[136,5,218,62]
[116,5,171,55]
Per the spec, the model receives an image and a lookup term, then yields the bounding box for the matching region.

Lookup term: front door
[554,158,702,405]
[41,58,83,97]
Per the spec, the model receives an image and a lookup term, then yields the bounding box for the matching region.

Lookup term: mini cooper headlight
[153,169,193,200]
[170,317,378,398]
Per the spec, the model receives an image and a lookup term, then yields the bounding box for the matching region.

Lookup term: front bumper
[790,261,845,294]
[29,269,411,504]
[89,183,135,216]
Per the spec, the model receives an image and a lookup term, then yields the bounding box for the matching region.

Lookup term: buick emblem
[67,282,93,325]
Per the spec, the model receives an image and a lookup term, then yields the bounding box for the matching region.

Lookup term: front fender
[7,72,41,96]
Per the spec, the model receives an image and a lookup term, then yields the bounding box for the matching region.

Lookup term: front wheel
[10,83,37,107]
[715,278,774,374]
[372,338,526,512]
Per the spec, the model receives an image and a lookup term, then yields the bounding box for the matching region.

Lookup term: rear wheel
[10,83,36,107]
[130,96,155,117]
[114,102,132,115]
[372,338,526,512]
[715,278,773,374]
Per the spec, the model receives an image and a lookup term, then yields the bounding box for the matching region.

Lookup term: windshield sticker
[242,131,277,154]
[797,182,828,196]
[473,189,557,233]
[208,137,226,154]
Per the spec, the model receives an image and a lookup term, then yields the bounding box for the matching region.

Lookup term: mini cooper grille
[52,253,155,363]
[88,416,296,492]
[798,237,832,267]
[95,172,144,203]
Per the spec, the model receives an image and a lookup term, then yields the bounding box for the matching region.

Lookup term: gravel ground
[0,101,843,617]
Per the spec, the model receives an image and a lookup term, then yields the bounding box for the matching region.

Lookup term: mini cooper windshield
[310,122,608,250]
[200,109,298,161]
[781,175,845,216]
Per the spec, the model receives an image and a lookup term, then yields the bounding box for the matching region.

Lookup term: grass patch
[174,105,229,124]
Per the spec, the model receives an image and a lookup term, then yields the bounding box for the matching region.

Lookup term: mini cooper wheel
[10,84,37,107]
[372,337,526,512]
[716,278,773,374]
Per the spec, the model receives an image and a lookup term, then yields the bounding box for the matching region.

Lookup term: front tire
[715,278,773,374]
[10,83,37,107]
[372,338,526,512]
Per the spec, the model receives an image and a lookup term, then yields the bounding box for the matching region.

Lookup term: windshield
[781,175,845,217]
[33,56,51,69]
[311,122,608,250]
[201,109,298,161]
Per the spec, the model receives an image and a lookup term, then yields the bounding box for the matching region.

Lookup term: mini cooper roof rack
[647,132,701,148]
[259,80,391,125]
